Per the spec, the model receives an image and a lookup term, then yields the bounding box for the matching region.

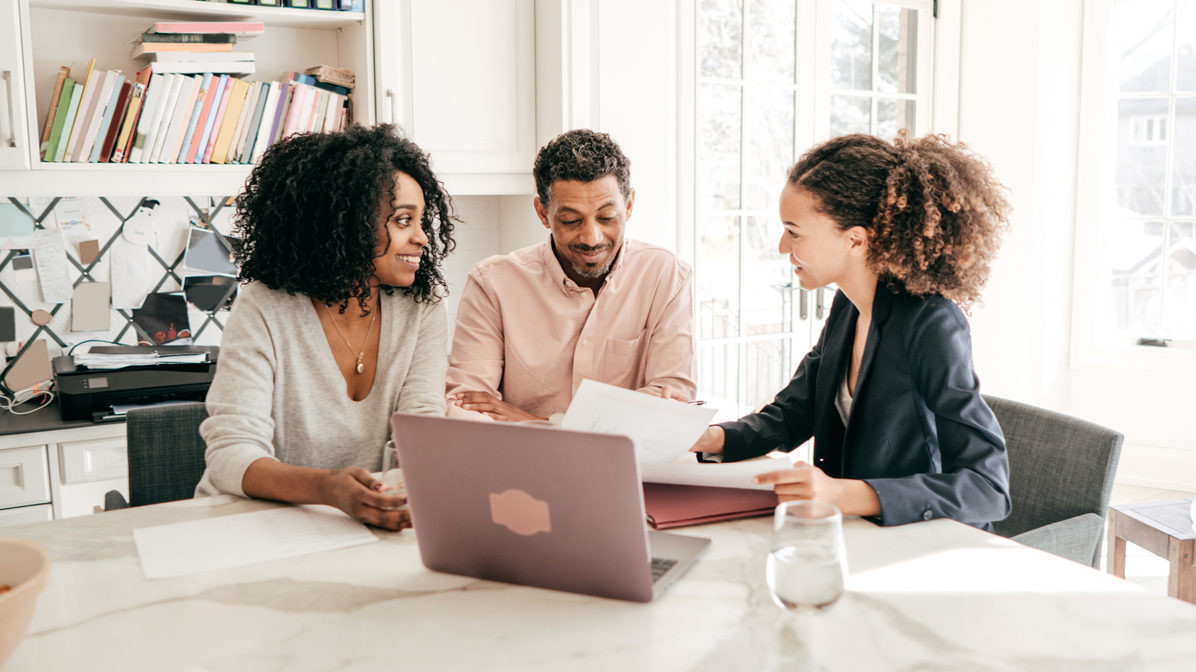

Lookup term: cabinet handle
[799,288,808,320]
[386,89,397,125]
[815,288,826,320]
[2,70,15,149]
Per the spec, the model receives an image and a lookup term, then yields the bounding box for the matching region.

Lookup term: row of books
[40,66,351,166]
[202,0,362,9]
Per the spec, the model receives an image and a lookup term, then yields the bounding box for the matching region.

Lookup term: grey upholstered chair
[985,395,1123,568]
[104,401,209,510]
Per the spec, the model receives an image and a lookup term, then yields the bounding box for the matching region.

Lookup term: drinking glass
[379,439,405,504]
[766,500,847,611]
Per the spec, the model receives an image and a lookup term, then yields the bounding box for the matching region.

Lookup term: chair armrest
[104,489,130,511]
[1011,513,1104,568]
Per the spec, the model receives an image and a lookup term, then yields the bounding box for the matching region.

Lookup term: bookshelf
[1,0,374,196]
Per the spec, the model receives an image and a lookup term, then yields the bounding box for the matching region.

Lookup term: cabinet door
[380,0,535,175]
[0,444,50,509]
[0,0,30,169]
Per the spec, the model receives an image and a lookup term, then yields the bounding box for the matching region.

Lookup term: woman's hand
[688,425,726,455]
[754,462,881,517]
[317,466,411,531]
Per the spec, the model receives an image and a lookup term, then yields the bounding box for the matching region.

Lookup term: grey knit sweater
[196,282,447,497]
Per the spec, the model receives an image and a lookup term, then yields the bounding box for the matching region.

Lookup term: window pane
[876,97,915,141]
[745,0,796,82]
[743,338,792,411]
[1162,222,1196,337]
[830,94,871,135]
[1116,98,1169,215]
[740,215,793,337]
[743,86,795,208]
[1108,219,1164,336]
[831,0,873,91]
[1171,98,1196,216]
[698,84,742,211]
[696,215,741,339]
[877,5,917,94]
[698,342,740,408]
[1178,1,1196,91]
[1114,0,1173,93]
[700,0,743,79]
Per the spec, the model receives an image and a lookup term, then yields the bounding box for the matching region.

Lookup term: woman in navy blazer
[690,133,1012,530]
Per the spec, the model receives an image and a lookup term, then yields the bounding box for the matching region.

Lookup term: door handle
[385,88,398,125]
[815,287,826,320]
[799,288,808,320]
[2,70,16,149]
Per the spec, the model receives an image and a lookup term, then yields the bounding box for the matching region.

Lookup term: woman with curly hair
[690,132,1012,530]
[195,124,456,531]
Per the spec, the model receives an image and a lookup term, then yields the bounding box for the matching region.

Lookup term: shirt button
[818,458,824,463]
[581,339,588,346]
[922,510,933,520]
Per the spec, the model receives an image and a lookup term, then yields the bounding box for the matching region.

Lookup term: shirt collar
[541,237,628,295]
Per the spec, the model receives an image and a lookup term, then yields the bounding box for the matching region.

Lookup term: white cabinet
[2,0,375,196]
[0,0,31,170]
[0,444,50,510]
[375,0,536,194]
[0,421,127,520]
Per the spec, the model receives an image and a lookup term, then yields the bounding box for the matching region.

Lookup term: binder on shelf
[87,73,126,162]
[161,75,202,164]
[191,74,228,163]
[51,81,83,162]
[146,73,184,163]
[97,81,132,163]
[313,0,334,9]
[285,1,312,8]
[129,71,166,163]
[148,21,265,35]
[43,78,76,163]
[81,71,123,163]
[177,73,213,163]
[62,66,101,162]
[227,80,261,163]
[39,66,70,159]
[212,78,250,164]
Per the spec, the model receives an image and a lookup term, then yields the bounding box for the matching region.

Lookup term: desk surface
[0,399,119,437]
[4,495,1196,671]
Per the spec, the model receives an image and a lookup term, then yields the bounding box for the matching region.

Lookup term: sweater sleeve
[396,298,448,416]
[863,302,1011,527]
[196,287,278,497]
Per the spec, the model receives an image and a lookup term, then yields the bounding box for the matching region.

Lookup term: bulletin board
[0,194,238,391]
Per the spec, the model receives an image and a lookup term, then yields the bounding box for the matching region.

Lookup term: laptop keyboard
[650,557,677,583]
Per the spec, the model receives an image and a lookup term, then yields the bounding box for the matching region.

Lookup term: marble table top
[4,494,1196,671]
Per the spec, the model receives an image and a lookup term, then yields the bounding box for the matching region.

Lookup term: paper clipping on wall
[561,379,716,465]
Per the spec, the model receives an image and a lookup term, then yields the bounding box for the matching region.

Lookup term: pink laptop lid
[391,413,656,602]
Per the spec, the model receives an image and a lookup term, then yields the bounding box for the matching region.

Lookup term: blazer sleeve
[863,302,1012,527]
[715,315,830,463]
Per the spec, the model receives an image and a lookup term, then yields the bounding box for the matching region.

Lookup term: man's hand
[451,391,545,423]
[317,466,410,531]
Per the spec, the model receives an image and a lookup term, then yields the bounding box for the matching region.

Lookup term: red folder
[642,483,778,530]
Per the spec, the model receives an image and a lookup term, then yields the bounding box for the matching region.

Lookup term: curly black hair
[233,124,457,308]
[788,132,1010,308]
[533,129,631,204]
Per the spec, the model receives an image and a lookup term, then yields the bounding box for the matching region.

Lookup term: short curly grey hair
[533,129,632,205]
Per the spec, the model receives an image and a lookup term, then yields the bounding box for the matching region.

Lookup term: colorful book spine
[43,78,76,163]
[134,32,237,44]
[39,66,70,159]
[148,21,265,35]
[113,81,145,162]
[147,74,184,163]
[176,73,213,163]
[162,75,201,163]
[212,78,249,164]
[227,81,261,164]
[87,73,126,162]
[190,74,227,163]
[97,81,132,162]
[62,66,101,162]
[129,72,166,163]
[253,82,287,164]
[52,82,84,162]
[76,70,120,162]
[203,76,237,163]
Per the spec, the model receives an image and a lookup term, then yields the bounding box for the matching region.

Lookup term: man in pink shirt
[446,129,696,422]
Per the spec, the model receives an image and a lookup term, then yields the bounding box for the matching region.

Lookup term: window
[1075,0,1196,355]
[692,0,934,414]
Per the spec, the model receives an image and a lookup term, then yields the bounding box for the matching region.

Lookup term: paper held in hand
[561,379,716,465]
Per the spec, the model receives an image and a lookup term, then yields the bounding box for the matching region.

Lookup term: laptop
[391,413,711,603]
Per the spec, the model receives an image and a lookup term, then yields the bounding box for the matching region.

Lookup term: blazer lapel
[841,280,893,450]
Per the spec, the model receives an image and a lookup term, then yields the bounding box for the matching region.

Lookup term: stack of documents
[73,346,208,370]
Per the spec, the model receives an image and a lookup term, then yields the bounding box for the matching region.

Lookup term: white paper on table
[110,237,152,309]
[132,505,378,579]
[561,379,717,465]
[31,227,72,303]
[639,455,793,491]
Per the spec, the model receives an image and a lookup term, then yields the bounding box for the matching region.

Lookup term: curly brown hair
[788,132,1009,308]
[533,129,631,205]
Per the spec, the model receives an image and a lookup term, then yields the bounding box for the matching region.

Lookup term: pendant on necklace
[355,356,365,374]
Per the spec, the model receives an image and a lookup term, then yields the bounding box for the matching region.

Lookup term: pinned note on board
[6,339,52,391]
[0,203,35,248]
[0,307,15,342]
[78,239,100,265]
[71,282,111,331]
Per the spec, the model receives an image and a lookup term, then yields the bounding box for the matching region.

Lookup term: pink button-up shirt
[446,238,696,419]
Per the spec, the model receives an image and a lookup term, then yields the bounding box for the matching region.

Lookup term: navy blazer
[718,282,1011,529]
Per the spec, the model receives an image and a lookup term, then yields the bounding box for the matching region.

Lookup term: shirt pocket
[600,331,645,389]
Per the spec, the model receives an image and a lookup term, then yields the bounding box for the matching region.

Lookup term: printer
[52,345,220,422]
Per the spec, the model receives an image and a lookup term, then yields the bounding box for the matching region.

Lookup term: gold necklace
[322,303,378,374]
